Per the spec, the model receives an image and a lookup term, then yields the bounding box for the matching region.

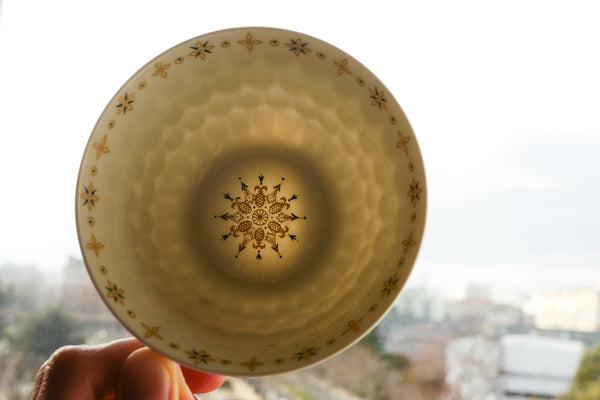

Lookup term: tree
[563,343,600,399]
[0,284,14,307]
[571,381,600,400]
[10,306,85,359]
[0,306,84,399]
[0,283,15,336]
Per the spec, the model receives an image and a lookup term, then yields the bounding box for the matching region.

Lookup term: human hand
[32,337,225,400]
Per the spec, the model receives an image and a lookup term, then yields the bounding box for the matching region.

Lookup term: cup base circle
[190,147,337,283]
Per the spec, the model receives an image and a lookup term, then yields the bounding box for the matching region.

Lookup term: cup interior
[76,27,426,376]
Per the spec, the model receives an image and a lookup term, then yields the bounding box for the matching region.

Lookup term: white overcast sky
[1,0,599,296]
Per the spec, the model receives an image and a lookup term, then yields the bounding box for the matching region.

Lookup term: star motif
[407,179,422,207]
[342,317,365,335]
[186,349,215,365]
[105,280,125,304]
[397,131,411,155]
[86,234,104,257]
[238,32,263,52]
[141,322,163,340]
[152,62,171,79]
[285,38,311,57]
[402,232,416,254]
[332,58,352,76]
[241,356,264,371]
[92,135,110,159]
[380,273,399,298]
[368,86,387,111]
[116,92,135,115]
[81,182,99,211]
[189,40,215,60]
[293,346,319,362]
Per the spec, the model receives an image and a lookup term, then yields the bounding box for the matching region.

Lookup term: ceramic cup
[76,27,426,376]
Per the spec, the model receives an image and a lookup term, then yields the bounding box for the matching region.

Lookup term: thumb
[116,347,187,400]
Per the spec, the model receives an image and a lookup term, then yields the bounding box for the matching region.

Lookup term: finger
[116,348,173,399]
[181,365,226,394]
[32,338,144,400]
[116,348,225,400]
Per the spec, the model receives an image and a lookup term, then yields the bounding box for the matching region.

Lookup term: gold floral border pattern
[79,29,425,374]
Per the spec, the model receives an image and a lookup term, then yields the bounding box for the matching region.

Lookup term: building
[446,334,585,400]
[394,286,446,323]
[463,284,492,303]
[525,288,600,332]
[446,299,529,336]
[446,299,492,335]
[495,335,584,399]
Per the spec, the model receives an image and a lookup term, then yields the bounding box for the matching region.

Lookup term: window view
[1,2,599,400]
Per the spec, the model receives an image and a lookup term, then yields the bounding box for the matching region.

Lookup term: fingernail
[117,359,170,400]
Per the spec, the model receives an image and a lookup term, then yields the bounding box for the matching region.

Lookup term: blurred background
[1,0,600,399]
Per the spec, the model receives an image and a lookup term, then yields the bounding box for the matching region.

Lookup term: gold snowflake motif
[86,234,104,258]
[293,346,319,362]
[397,131,411,155]
[407,179,422,207]
[189,40,215,60]
[141,322,163,340]
[105,280,125,304]
[342,317,365,335]
[380,272,399,298]
[186,349,215,365]
[285,38,311,56]
[152,62,171,79]
[368,86,387,111]
[238,32,263,52]
[402,232,416,254]
[332,58,351,76]
[81,182,99,211]
[217,175,305,260]
[92,135,110,159]
[116,92,135,115]
[241,356,264,372]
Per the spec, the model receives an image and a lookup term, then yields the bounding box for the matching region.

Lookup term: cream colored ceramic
[76,27,426,376]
